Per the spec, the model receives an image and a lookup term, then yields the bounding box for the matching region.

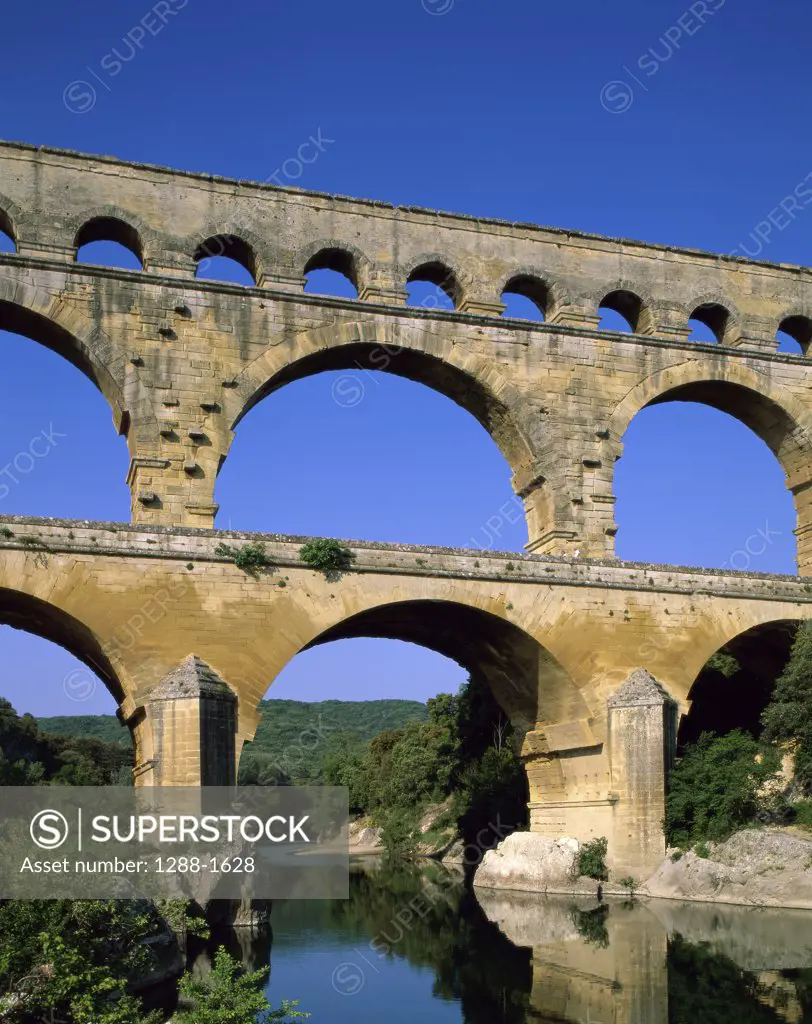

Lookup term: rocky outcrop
[203,897,272,929]
[348,820,383,852]
[644,829,812,909]
[473,832,584,893]
[472,827,812,910]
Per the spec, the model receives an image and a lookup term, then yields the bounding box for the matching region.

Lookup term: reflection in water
[478,888,812,1023]
[267,860,531,1022]
[197,861,812,1022]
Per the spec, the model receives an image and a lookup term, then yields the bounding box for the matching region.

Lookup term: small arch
[303,246,359,298]
[778,315,812,355]
[194,234,257,286]
[0,208,16,253]
[75,216,143,270]
[501,274,549,322]
[688,302,731,344]
[406,259,462,311]
[598,289,648,333]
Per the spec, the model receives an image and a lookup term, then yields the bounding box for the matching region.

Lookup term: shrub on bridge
[214,540,272,576]
[298,538,356,581]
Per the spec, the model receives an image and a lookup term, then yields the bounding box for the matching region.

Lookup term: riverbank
[471,827,812,910]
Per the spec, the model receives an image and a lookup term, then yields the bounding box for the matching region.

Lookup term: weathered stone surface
[644,829,812,909]
[0,515,810,874]
[1,141,812,567]
[149,654,235,702]
[474,832,580,893]
[3,141,812,876]
[607,668,678,876]
[607,667,675,707]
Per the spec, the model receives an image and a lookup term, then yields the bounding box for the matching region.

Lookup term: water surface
[192,860,812,1022]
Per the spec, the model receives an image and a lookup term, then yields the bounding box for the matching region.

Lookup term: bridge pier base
[524,669,677,879]
[127,655,239,787]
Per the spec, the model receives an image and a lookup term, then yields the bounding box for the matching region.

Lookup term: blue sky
[0,0,807,719]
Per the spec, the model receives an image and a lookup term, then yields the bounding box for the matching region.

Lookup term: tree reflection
[668,935,789,1023]
[327,862,532,1023]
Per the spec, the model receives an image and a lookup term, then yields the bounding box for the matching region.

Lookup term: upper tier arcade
[1,140,811,570]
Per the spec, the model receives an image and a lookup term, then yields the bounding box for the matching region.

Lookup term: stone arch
[0,192,23,249]
[68,205,158,267]
[677,615,808,746]
[611,359,812,458]
[237,590,597,825]
[777,310,812,355]
[0,586,127,705]
[498,268,569,321]
[220,319,544,509]
[681,607,812,688]
[685,291,742,344]
[0,279,157,451]
[298,238,373,294]
[306,599,586,737]
[242,589,591,780]
[610,361,812,570]
[218,321,561,547]
[190,224,270,284]
[400,251,468,308]
[593,279,658,334]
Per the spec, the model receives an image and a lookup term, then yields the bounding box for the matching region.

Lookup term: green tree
[665,730,781,846]
[576,837,608,881]
[323,741,369,812]
[761,620,812,794]
[0,899,167,1023]
[0,698,132,785]
[176,947,307,1023]
[454,744,527,848]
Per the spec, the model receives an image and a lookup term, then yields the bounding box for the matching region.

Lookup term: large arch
[301,599,585,742]
[0,286,157,451]
[610,361,812,572]
[679,618,800,747]
[0,587,125,705]
[218,321,547,539]
[242,593,594,834]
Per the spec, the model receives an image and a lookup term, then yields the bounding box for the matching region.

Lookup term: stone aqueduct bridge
[2,141,812,872]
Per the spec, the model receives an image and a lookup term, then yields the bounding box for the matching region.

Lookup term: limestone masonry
[2,141,812,873]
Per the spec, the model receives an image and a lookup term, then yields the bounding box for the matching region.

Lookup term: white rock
[473,832,580,893]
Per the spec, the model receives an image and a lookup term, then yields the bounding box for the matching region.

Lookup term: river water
[190,859,812,1022]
